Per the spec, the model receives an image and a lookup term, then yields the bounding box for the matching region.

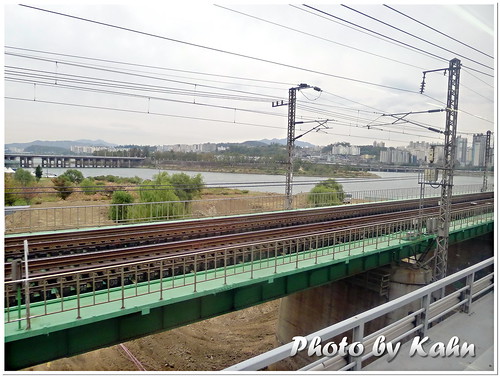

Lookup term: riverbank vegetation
[91,143,378,178]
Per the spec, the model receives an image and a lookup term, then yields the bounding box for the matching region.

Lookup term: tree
[52,176,73,200]
[170,173,204,201]
[307,179,345,207]
[60,169,84,184]
[5,175,17,206]
[14,168,34,186]
[35,165,43,181]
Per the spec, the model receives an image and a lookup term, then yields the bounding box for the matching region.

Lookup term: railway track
[5,192,493,261]
[4,200,493,305]
[5,198,492,279]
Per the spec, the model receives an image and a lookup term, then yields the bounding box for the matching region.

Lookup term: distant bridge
[4,153,145,168]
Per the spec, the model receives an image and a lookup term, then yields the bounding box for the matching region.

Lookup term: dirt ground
[24,300,281,372]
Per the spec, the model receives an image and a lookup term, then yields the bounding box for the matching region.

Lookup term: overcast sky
[3,2,495,148]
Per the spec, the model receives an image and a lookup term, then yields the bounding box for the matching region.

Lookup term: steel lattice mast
[481,130,492,192]
[432,58,461,281]
[285,87,298,210]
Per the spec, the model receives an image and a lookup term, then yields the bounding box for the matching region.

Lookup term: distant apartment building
[70,145,111,154]
[379,149,391,164]
[379,148,411,165]
[160,143,219,153]
[373,141,385,148]
[472,133,487,167]
[331,144,360,155]
[455,136,468,165]
[406,141,430,163]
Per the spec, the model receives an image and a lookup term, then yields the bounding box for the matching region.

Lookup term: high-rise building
[455,136,467,165]
[472,134,487,167]
[379,149,391,164]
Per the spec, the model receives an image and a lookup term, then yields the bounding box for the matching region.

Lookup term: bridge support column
[274,263,431,370]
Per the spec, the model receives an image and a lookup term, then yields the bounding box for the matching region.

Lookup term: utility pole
[481,130,492,192]
[420,58,461,282]
[273,84,321,210]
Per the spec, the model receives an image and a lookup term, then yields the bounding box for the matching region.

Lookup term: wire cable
[6,45,296,87]
[17,4,418,94]
[341,4,493,72]
[5,96,287,131]
[215,4,426,71]
[301,4,494,78]
[383,4,494,60]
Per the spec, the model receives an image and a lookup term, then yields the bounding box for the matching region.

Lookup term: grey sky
[3,2,495,148]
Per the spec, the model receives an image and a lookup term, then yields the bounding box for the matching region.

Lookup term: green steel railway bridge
[4,193,494,370]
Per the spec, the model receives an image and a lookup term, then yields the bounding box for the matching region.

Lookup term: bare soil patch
[25,300,280,372]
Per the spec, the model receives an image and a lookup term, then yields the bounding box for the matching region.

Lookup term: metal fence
[5,204,493,330]
[225,256,494,371]
[4,184,492,234]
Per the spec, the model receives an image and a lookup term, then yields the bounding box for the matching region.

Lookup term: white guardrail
[224,257,494,371]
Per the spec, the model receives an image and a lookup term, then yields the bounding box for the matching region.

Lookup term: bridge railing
[224,256,494,371]
[4,204,493,330]
[4,184,492,234]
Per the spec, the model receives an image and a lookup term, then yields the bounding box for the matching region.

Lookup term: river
[37,166,490,196]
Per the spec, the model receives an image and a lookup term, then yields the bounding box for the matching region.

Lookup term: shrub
[109,191,134,222]
[14,168,34,186]
[307,179,345,207]
[80,178,97,195]
[60,169,84,184]
[4,175,17,206]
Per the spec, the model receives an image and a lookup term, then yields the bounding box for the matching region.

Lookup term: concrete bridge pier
[274,262,432,370]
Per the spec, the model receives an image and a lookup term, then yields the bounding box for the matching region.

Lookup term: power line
[6,52,285,102]
[462,68,494,89]
[17,4,418,94]
[5,45,296,88]
[300,5,494,78]
[215,4,426,71]
[6,77,291,121]
[421,93,494,124]
[7,47,396,119]
[383,4,494,60]
[6,65,388,125]
[5,96,287,131]
[6,57,482,141]
[341,4,493,72]
[5,65,280,103]
[8,46,491,131]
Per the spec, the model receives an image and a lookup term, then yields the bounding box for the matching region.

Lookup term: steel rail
[4,208,493,326]
[5,192,492,260]
[4,200,491,279]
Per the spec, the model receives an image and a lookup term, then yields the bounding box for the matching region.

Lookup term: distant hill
[5,139,116,152]
[241,140,268,147]
[252,138,316,148]
[24,145,73,155]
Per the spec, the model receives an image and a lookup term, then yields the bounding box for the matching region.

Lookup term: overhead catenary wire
[6,52,287,102]
[6,47,492,134]
[341,4,494,72]
[6,57,477,142]
[6,53,441,134]
[9,61,444,139]
[17,4,419,94]
[300,4,493,78]
[5,96,288,131]
[383,4,494,60]
[214,4,427,71]
[6,45,297,88]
